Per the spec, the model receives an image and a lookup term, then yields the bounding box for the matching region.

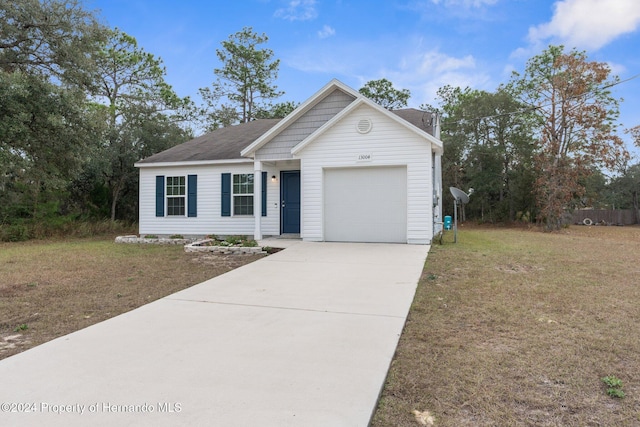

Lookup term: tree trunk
[110,178,125,221]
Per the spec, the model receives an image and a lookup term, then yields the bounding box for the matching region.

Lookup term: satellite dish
[450,187,470,204]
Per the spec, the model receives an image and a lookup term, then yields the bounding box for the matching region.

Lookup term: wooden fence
[572,209,637,225]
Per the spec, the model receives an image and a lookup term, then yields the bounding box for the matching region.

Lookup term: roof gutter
[135,158,253,168]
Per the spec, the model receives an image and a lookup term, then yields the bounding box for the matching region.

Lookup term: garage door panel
[324,167,407,243]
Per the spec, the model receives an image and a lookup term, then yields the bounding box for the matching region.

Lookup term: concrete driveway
[0,241,429,426]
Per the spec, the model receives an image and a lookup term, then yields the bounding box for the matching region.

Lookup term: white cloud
[528,0,640,50]
[274,0,318,21]
[318,25,335,39]
[284,35,492,107]
[391,48,490,105]
[416,51,476,74]
[606,61,627,77]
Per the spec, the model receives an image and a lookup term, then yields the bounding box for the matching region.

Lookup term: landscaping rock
[184,240,266,255]
[114,235,196,245]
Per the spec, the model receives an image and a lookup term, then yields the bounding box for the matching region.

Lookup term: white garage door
[324,166,407,243]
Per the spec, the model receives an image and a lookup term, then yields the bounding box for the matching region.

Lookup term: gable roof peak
[240,78,360,157]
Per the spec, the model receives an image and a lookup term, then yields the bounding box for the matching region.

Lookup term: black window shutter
[221,173,231,216]
[187,175,197,217]
[155,175,165,217]
[261,171,267,217]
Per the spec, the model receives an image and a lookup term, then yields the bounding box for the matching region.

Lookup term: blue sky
[88,0,640,154]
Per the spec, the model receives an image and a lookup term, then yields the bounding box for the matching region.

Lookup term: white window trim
[232,173,254,216]
[166,176,186,217]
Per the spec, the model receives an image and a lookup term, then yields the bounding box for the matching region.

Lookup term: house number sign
[357,154,372,162]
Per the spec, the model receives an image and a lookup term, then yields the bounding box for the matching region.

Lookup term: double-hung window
[166,176,186,216]
[233,174,254,215]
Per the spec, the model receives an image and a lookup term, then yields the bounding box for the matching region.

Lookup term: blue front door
[281,171,300,234]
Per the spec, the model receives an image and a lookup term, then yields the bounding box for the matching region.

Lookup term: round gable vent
[356,118,372,134]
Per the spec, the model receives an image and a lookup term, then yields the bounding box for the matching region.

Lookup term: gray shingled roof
[137,109,435,164]
[137,118,281,164]
[391,108,436,135]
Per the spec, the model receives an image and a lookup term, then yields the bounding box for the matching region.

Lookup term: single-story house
[135,79,443,244]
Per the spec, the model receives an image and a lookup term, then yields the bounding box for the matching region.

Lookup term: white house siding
[297,104,434,244]
[139,163,282,238]
[255,89,355,161]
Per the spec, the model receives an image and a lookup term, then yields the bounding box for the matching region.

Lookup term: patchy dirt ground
[0,238,264,360]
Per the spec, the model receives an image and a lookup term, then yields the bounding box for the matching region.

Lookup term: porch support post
[254,160,262,240]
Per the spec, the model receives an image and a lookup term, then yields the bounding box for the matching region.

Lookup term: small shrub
[199,235,259,247]
[169,234,184,239]
[144,234,158,239]
[1,224,31,242]
[241,239,258,247]
[225,235,243,245]
[607,388,625,399]
[602,376,625,398]
[14,324,28,332]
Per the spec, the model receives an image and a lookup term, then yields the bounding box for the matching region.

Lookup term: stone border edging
[184,240,266,255]
[114,235,195,245]
[115,236,268,255]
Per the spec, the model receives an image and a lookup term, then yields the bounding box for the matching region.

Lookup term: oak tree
[0,0,108,226]
[0,72,100,222]
[0,0,106,85]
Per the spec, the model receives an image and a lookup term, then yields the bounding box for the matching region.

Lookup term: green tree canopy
[0,72,99,222]
[91,29,194,220]
[602,164,640,210]
[431,85,536,222]
[359,78,410,109]
[0,1,196,235]
[0,0,107,85]
[255,101,298,119]
[199,27,283,131]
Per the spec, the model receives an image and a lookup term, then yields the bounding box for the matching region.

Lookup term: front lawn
[373,225,640,426]
[0,236,263,360]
